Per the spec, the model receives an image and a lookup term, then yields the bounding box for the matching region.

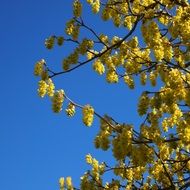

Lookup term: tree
[34,0,190,189]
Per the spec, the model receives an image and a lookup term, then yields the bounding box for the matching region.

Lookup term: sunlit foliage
[34,0,190,189]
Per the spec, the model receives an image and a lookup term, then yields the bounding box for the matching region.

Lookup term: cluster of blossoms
[52,90,65,113]
[80,154,105,190]
[65,19,80,40]
[82,105,94,127]
[138,92,150,116]
[65,103,76,117]
[59,176,73,190]
[94,116,113,150]
[45,36,64,49]
[112,125,133,160]
[140,72,147,85]
[34,60,55,98]
[87,0,100,14]
[37,79,55,98]
[169,5,190,42]
[124,74,134,89]
[73,0,82,18]
[34,59,45,76]
[93,59,105,75]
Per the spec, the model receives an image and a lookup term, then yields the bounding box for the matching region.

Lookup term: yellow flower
[73,0,82,17]
[66,177,73,190]
[52,90,64,113]
[124,16,132,30]
[34,59,45,76]
[149,71,157,86]
[86,154,93,164]
[106,69,118,83]
[59,177,64,189]
[138,92,149,116]
[57,36,64,46]
[124,74,134,89]
[65,103,75,117]
[140,72,147,85]
[65,19,75,36]
[45,36,55,49]
[38,80,48,98]
[82,104,94,126]
[46,79,55,97]
[92,0,100,14]
[93,59,105,75]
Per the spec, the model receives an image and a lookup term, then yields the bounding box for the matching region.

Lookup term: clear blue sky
[0,1,149,189]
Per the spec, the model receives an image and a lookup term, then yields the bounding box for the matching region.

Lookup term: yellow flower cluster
[38,80,48,98]
[101,7,111,21]
[94,132,110,151]
[94,116,113,150]
[124,16,133,30]
[112,125,132,160]
[57,36,64,46]
[44,36,64,48]
[150,162,171,187]
[82,105,94,126]
[177,120,190,148]
[45,36,55,49]
[93,59,105,75]
[66,177,73,190]
[91,0,100,14]
[140,72,147,85]
[34,59,45,76]
[65,19,75,36]
[141,123,162,143]
[65,19,80,40]
[62,49,79,71]
[106,69,118,83]
[99,34,109,44]
[80,172,94,190]
[149,71,157,86]
[59,177,64,190]
[170,5,190,42]
[85,154,105,181]
[37,79,55,98]
[73,0,82,18]
[52,90,64,113]
[141,21,164,61]
[78,39,94,55]
[87,0,101,14]
[158,143,171,160]
[65,103,75,117]
[46,79,55,97]
[124,74,134,89]
[138,92,149,116]
[59,177,73,190]
[162,37,173,61]
[131,145,154,167]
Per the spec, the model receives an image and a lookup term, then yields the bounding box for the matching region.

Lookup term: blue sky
[0,1,150,189]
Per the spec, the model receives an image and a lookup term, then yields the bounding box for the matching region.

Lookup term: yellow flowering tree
[34,0,190,189]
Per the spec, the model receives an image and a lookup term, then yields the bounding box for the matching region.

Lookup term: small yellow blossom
[59,177,64,189]
[52,90,64,113]
[93,59,105,75]
[46,79,55,97]
[65,103,75,117]
[82,104,94,126]
[34,59,45,76]
[38,80,48,98]
[73,0,82,17]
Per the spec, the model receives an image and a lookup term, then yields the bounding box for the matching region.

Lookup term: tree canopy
[34,0,190,189]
